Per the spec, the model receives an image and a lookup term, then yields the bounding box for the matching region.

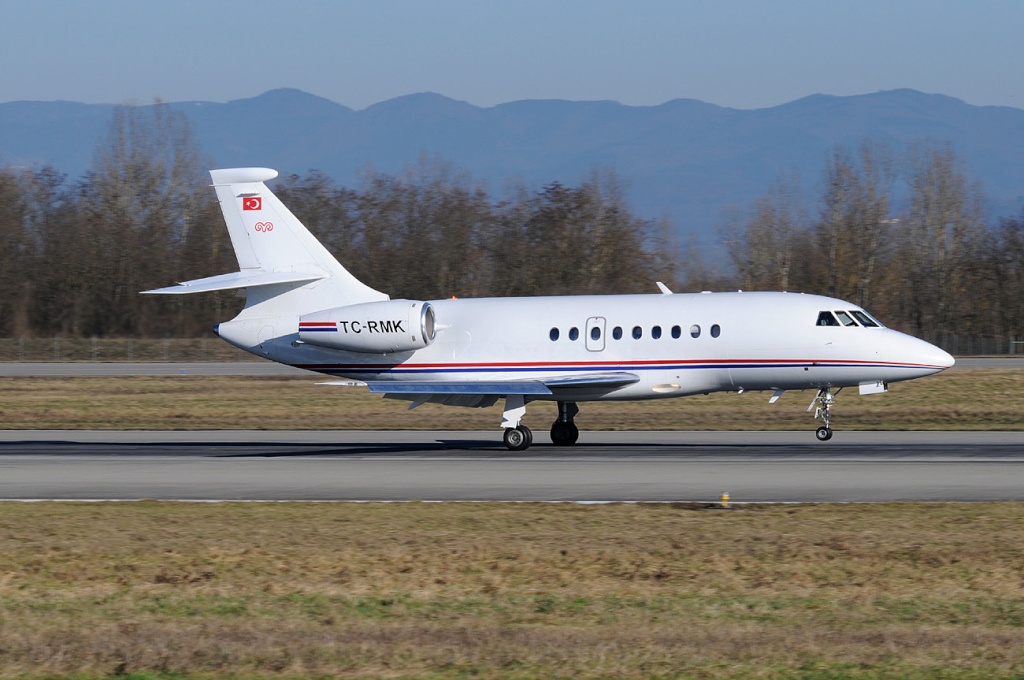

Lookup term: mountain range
[2,88,1023,244]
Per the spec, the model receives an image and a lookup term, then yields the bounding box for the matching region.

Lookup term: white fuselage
[218,290,953,402]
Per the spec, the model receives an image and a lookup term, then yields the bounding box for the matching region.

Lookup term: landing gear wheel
[550,421,580,446]
[809,387,839,442]
[550,401,580,446]
[503,425,533,451]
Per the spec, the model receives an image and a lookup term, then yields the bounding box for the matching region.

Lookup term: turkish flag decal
[242,197,262,211]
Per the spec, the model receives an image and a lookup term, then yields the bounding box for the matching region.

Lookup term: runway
[1,430,1021,502]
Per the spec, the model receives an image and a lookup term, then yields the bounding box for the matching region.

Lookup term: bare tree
[81,101,209,336]
[848,142,895,309]
[726,174,805,291]
[985,211,1024,341]
[489,169,671,296]
[899,141,985,337]
[0,168,30,335]
[356,156,492,299]
[814,141,895,306]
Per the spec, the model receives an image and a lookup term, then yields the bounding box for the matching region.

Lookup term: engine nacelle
[298,300,436,353]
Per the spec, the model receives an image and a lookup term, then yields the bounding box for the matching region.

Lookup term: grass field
[0,367,1020,431]
[0,502,1022,679]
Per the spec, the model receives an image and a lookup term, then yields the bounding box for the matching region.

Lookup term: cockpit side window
[850,310,880,327]
[835,311,858,327]
[816,311,840,327]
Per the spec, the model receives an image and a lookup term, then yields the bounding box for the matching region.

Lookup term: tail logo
[254,222,274,233]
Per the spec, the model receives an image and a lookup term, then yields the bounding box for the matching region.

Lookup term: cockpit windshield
[835,311,858,327]
[850,310,881,327]
[816,309,884,328]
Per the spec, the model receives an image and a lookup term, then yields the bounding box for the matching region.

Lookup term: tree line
[716,140,1024,349]
[1,104,1021,350]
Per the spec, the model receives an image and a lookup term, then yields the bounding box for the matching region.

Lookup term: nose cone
[888,332,954,378]
[928,345,956,370]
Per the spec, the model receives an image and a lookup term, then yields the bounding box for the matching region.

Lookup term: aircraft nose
[883,332,955,379]
[912,337,955,371]
[930,346,955,370]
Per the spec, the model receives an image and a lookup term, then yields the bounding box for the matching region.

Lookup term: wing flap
[365,381,553,395]
[541,372,640,389]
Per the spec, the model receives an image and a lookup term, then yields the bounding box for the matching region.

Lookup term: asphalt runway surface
[1,430,1021,503]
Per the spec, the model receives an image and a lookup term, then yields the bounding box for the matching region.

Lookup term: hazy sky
[3,0,1023,110]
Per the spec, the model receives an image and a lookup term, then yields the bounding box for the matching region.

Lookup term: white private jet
[145,168,954,449]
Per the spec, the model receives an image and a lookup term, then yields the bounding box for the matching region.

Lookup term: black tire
[550,421,580,446]
[504,426,532,451]
[815,426,833,441]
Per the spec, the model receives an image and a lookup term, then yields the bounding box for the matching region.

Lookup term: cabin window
[652,325,662,339]
[569,327,579,341]
[816,311,840,326]
[671,325,681,339]
[590,326,601,341]
[549,328,559,341]
[711,324,721,338]
[851,310,880,327]
[632,325,643,339]
[690,324,701,338]
[835,311,858,327]
[612,326,623,340]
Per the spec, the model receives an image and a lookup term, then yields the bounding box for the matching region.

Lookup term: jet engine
[298,300,436,353]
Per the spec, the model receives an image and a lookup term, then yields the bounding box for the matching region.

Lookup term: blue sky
[3,0,1023,110]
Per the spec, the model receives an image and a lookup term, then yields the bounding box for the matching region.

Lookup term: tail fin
[144,168,387,314]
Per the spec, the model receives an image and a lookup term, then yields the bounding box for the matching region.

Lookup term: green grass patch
[1,502,1023,678]
[0,368,1021,430]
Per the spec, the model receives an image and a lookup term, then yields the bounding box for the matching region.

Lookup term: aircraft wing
[357,371,640,395]
[327,372,641,410]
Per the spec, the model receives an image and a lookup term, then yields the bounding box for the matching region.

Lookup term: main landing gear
[808,387,840,441]
[501,398,580,450]
[550,401,580,446]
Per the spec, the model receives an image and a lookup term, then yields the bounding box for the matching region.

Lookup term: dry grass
[0,368,1020,430]
[0,502,1022,679]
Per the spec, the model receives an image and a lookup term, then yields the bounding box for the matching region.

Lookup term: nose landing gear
[808,387,839,441]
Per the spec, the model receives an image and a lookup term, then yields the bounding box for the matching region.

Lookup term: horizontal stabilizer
[142,270,326,295]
